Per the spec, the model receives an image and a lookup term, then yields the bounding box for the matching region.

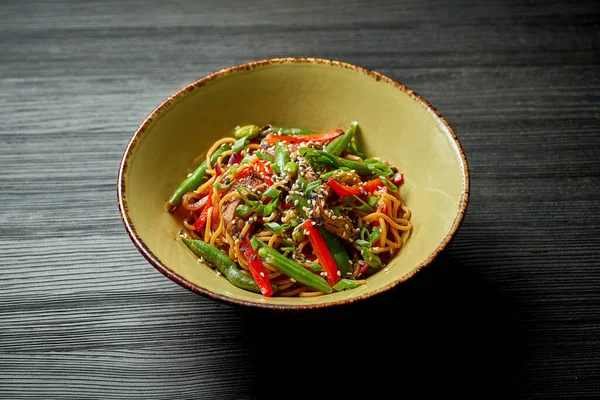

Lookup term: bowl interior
[120,59,468,309]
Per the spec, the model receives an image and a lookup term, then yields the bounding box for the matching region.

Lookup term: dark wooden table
[1,0,598,398]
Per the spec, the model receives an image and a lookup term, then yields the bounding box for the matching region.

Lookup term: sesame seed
[337,270,341,276]
[260,272,265,277]
[290,278,296,283]
[294,200,299,206]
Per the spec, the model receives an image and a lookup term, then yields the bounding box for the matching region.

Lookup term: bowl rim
[117,57,470,310]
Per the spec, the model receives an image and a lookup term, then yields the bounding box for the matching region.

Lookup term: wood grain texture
[1,0,599,398]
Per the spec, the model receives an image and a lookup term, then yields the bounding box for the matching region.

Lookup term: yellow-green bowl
[118,58,469,310]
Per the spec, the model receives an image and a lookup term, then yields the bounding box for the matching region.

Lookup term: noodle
[171,122,412,297]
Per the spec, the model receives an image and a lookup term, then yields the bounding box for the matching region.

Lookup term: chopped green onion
[369,227,382,246]
[232,137,250,153]
[236,204,253,217]
[381,176,399,192]
[241,154,257,164]
[262,187,281,199]
[367,196,379,208]
[264,222,291,233]
[284,161,298,175]
[333,278,365,291]
[352,195,375,213]
[255,152,275,163]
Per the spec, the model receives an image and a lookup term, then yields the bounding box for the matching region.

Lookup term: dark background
[1,0,598,398]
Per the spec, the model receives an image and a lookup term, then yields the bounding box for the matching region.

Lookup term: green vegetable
[234,125,260,139]
[265,126,315,135]
[291,193,310,218]
[319,228,352,277]
[381,176,399,192]
[362,248,382,268]
[237,187,259,206]
[347,140,365,158]
[367,196,379,208]
[251,237,332,293]
[255,152,275,163]
[274,142,290,174]
[232,137,250,153]
[236,204,253,217]
[350,195,375,213]
[320,167,351,180]
[262,187,281,199]
[284,161,298,175]
[181,237,277,294]
[333,279,366,291]
[165,144,231,211]
[306,263,324,272]
[264,222,291,234]
[325,121,358,156]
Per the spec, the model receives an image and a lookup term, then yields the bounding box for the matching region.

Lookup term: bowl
[117,57,469,310]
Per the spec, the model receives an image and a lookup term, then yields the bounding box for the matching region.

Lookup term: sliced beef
[312,183,355,240]
[221,176,268,236]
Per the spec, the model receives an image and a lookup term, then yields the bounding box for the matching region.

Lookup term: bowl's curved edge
[117,57,470,311]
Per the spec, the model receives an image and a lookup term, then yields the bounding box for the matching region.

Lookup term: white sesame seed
[290,278,296,283]
[311,221,316,226]
[187,173,193,178]
[294,200,299,206]
[337,270,341,276]
[260,272,265,277]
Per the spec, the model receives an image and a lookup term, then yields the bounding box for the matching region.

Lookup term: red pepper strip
[266,129,343,146]
[327,178,362,196]
[240,235,274,297]
[358,260,370,276]
[303,220,340,286]
[393,173,404,186]
[255,159,273,186]
[195,166,223,231]
[194,191,212,231]
[327,177,385,197]
[363,177,384,192]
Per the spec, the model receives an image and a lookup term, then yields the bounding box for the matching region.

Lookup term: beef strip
[312,183,355,241]
[221,176,268,236]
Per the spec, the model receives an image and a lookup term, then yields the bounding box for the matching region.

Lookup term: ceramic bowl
[118,58,469,310]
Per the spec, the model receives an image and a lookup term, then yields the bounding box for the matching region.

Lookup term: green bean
[319,228,352,277]
[325,121,358,156]
[234,124,260,139]
[251,237,332,293]
[333,279,366,292]
[165,144,231,211]
[181,237,278,294]
[264,125,315,135]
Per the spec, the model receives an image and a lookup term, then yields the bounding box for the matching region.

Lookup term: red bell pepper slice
[327,177,385,197]
[363,177,384,192]
[240,235,274,297]
[194,191,212,231]
[303,220,340,286]
[266,129,343,146]
[392,173,404,186]
[194,166,223,232]
[253,159,273,186]
[327,178,362,196]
